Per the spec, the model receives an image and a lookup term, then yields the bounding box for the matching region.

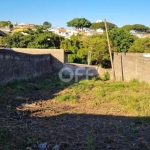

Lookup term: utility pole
[104,19,115,81]
[88,47,92,66]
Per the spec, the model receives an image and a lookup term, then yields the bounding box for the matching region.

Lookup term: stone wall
[0,49,51,85]
[113,53,150,83]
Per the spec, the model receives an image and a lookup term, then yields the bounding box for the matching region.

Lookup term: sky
[1,0,150,28]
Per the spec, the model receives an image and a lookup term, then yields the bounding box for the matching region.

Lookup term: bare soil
[0,75,150,150]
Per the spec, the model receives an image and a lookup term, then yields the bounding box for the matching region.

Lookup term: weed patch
[86,135,94,150]
[102,72,110,81]
[56,93,77,103]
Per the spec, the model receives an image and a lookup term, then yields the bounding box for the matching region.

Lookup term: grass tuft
[56,93,77,103]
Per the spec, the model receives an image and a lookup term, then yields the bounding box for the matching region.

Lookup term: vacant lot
[0,74,150,150]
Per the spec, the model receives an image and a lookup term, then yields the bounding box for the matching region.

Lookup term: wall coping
[12,48,65,54]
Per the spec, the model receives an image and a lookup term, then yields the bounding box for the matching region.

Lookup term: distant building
[95,20,103,23]
[14,23,36,29]
[48,27,78,39]
[86,30,98,36]
[27,24,36,29]
[130,30,136,35]
[130,30,149,38]
[49,26,104,38]
[66,29,78,37]
[96,28,104,33]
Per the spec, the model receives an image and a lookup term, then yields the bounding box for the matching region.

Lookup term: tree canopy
[67,18,91,30]
[43,21,52,29]
[121,24,149,32]
[2,28,64,48]
[90,22,117,30]
[61,34,111,67]
[79,34,110,67]
[109,28,135,52]
[61,34,82,63]
[129,38,150,53]
[0,21,13,29]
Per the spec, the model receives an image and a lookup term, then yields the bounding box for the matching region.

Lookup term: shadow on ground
[1,113,150,150]
[0,74,150,150]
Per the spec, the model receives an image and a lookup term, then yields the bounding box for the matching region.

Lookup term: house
[48,28,78,38]
[66,29,78,37]
[95,20,103,23]
[17,23,27,28]
[27,24,36,29]
[86,30,98,36]
[96,28,104,33]
[56,28,68,37]
[14,23,36,29]
[130,30,136,35]
[130,30,149,38]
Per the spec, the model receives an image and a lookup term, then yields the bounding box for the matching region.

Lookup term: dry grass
[0,75,150,149]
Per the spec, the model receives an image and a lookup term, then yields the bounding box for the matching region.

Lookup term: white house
[96,28,104,33]
[95,20,103,23]
[48,28,69,38]
[66,29,78,37]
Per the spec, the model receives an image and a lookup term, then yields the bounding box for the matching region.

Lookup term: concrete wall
[63,63,100,76]
[0,49,51,85]
[114,53,150,83]
[13,48,66,73]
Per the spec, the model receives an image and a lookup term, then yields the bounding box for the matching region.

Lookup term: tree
[0,21,12,28]
[2,32,25,48]
[3,28,64,49]
[9,24,13,30]
[28,32,63,49]
[129,38,150,53]
[90,22,117,30]
[132,24,149,32]
[146,29,150,33]
[61,34,82,63]
[78,34,111,67]
[121,24,149,32]
[43,21,52,29]
[121,25,133,31]
[109,28,135,52]
[61,33,111,67]
[67,18,91,30]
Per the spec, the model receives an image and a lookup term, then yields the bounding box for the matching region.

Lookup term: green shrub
[102,72,110,81]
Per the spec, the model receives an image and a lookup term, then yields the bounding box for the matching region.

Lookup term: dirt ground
[0,75,150,150]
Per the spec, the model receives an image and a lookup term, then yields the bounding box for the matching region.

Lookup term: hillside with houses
[1,19,150,40]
